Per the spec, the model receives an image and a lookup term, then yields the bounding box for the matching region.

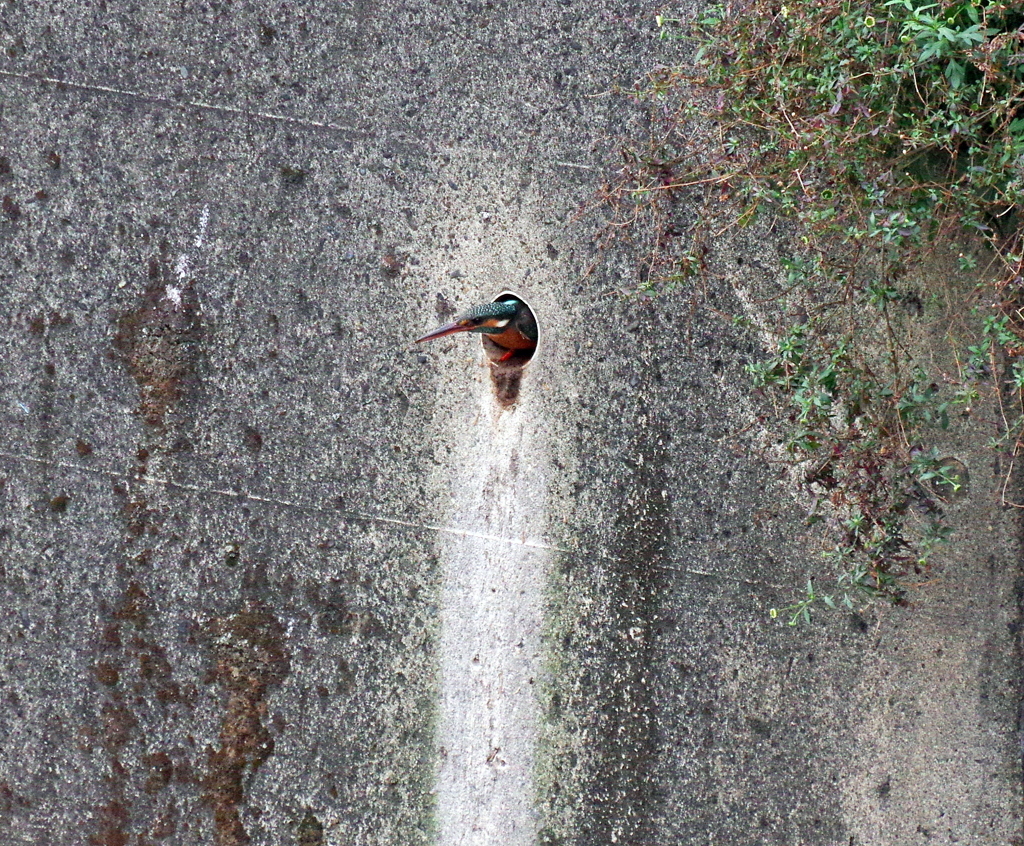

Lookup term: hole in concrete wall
[483,291,537,408]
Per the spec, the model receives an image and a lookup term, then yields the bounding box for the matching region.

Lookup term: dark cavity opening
[483,291,537,408]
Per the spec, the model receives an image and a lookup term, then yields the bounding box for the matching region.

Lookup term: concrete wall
[0,2,1020,844]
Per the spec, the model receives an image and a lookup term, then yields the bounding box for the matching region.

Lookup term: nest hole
[484,291,537,408]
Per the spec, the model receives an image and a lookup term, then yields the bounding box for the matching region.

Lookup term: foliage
[685,0,1024,251]
[609,0,1024,618]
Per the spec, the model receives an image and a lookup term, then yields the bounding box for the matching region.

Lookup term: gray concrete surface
[0,2,1021,845]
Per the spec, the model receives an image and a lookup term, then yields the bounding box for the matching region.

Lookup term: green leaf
[945,59,965,88]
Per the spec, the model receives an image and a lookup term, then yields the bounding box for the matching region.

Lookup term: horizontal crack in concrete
[0,69,360,134]
[0,449,567,552]
[0,449,786,588]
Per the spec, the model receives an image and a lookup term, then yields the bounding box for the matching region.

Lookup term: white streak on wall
[435,385,547,846]
[195,204,210,248]
[168,204,211,305]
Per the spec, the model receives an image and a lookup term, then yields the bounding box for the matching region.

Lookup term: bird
[415,297,537,362]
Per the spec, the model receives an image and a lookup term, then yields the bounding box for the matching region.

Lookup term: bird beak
[415,321,472,343]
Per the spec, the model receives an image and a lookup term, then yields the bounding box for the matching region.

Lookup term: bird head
[415,300,521,343]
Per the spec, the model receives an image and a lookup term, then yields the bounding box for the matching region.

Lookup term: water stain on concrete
[581,432,670,844]
[539,414,671,845]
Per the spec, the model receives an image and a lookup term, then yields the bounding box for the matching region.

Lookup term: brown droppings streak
[203,601,290,846]
[488,361,524,409]
[89,799,129,846]
[94,661,120,687]
[113,581,154,629]
[89,580,189,844]
[113,276,201,428]
[143,751,174,794]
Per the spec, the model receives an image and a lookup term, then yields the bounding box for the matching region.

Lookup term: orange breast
[488,325,536,351]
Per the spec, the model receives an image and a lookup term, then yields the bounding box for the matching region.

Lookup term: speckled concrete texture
[0,2,1020,845]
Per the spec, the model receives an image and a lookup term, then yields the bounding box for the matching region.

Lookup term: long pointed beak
[415,321,472,343]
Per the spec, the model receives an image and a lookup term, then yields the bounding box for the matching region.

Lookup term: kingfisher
[415,297,537,362]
